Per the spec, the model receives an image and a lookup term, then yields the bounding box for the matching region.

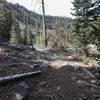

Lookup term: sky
[7,0,74,18]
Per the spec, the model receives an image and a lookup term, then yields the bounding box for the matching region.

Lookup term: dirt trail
[0,44,100,100]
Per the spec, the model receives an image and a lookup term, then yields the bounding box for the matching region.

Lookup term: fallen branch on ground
[0,71,41,85]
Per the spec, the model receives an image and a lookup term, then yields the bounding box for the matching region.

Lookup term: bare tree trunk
[0,71,41,84]
[41,0,48,47]
[64,32,69,48]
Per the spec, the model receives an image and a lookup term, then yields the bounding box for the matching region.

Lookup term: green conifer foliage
[0,0,12,42]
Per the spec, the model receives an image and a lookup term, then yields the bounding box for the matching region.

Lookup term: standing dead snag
[41,0,48,47]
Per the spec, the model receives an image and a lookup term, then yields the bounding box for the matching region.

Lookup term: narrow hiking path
[0,44,100,100]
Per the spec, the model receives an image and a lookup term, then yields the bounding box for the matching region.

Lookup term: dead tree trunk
[0,71,41,85]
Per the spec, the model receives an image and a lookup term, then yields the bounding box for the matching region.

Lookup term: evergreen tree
[22,26,28,45]
[72,0,94,54]
[0,0,12,42]
[22,26,33,46]
[88,0,100,49]
[10,21,21,44]
[27,28,33,46]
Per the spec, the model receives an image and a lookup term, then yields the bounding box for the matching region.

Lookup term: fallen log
[0,71,41,85]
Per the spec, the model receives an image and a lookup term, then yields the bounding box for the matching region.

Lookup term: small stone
[38,82,48,87]
[72,77,76,80]
[90,88,95,93]
[91,80,97,84]
[15,93,23,100]
[57,86,60,90]
[77,80,83,84]
[68,56,74,60]
[19,82,29,89]
[30,65,34,68]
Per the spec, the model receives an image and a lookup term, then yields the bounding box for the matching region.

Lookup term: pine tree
[22,25,33,47]
[10,21,21,44]
[88,0,100,49]
[22,26,28,45]
[0,0,12,42]
[27,28,33,46]
[72,0,93,54]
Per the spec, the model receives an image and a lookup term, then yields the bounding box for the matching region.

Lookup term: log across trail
[0,71,41,85]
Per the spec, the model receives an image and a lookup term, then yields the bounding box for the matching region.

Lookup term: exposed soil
[0,65,100,100]
[0,44,100,100]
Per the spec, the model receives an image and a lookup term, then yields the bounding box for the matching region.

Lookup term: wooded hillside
[8,3,72,31]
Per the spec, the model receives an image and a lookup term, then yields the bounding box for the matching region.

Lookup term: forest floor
[0,43,100,100]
